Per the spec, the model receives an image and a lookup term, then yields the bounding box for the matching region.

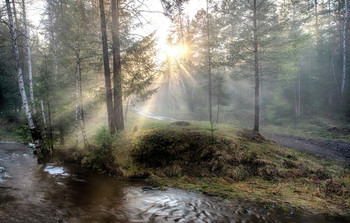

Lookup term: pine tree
[99,0,114,133]
[222,0,280,132]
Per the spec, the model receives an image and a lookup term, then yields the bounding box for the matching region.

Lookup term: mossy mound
[131,128,230,177]
[130,126,337,183]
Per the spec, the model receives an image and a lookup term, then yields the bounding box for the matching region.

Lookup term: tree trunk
[40,100,47,127]
[75,53,88,148]
[6,0,40,142]
[298,71,301,117]
[331,51,339,96]
[328,0,340,101]
[111,0,124,131]
[125,98,130,121]
[253,0,260,132]
[47,0,59,82]
[74,55,79,147]
[342,0,349,98]
[293,80,298,118]
[77,55,88,148]
[22,0,36,115]
[59,125,65,146]
[207,0,212,123]
[12,0,18,27]
[47,101,53,151]
[315,0,318,33]
[99,0,115,133]
[216,87,220,124]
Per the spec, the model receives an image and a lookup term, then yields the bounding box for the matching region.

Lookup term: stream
[0,142,348,223]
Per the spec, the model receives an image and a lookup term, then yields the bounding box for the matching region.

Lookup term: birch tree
[6,0,40,142]
[22,0,36,114]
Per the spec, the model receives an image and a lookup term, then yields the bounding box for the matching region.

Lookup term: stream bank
[2,142,346,222]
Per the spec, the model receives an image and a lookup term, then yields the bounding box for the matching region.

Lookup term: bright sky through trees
[26,0,205,61]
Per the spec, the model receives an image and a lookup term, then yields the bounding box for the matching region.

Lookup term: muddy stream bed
[0,142,347,222]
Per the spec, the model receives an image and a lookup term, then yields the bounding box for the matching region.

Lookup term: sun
[164,44,187,58]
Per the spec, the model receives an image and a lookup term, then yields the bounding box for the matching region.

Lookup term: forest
[0,0,349,144]
[0,0,350,221]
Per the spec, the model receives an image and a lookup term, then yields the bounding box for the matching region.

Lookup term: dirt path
[263,133,350,164]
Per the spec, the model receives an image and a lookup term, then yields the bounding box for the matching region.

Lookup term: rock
[171,121,190,126]
[141,186,152,191]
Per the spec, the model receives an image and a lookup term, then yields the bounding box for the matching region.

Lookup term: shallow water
[0,142,348,223]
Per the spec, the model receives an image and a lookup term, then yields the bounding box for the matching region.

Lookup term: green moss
[0,118,29,142]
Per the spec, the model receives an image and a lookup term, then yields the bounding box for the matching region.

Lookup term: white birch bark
[12,0,18,27]
[40,100,47,127]
[342,0,349,96]
[22,0,36,114]
[6,0,35,131]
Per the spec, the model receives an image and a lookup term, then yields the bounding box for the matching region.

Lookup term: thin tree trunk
[111,0,124,131]
[125,98,130,121]
[47,101,53,151]
[216,86,220,124]
[342,0,349,97]
[22,0,36,115]
[298,71,301,117]
[74,56,79,147]
[328,0,340,101]
[206,0,212,123]
[47,0,59,82]
[77,54,88,148]
[99,0,115,133]
[331,51,339,94]
[293,80,298,118]
[12,0,18,27]
[6,0,40,142]
[59,127,65,146]
[253,0,260,132]
[40,100,47,127]
[75,53,88,148]
[315,0,318,33]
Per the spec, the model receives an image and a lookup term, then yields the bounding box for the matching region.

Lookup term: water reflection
[0,143,349,223]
